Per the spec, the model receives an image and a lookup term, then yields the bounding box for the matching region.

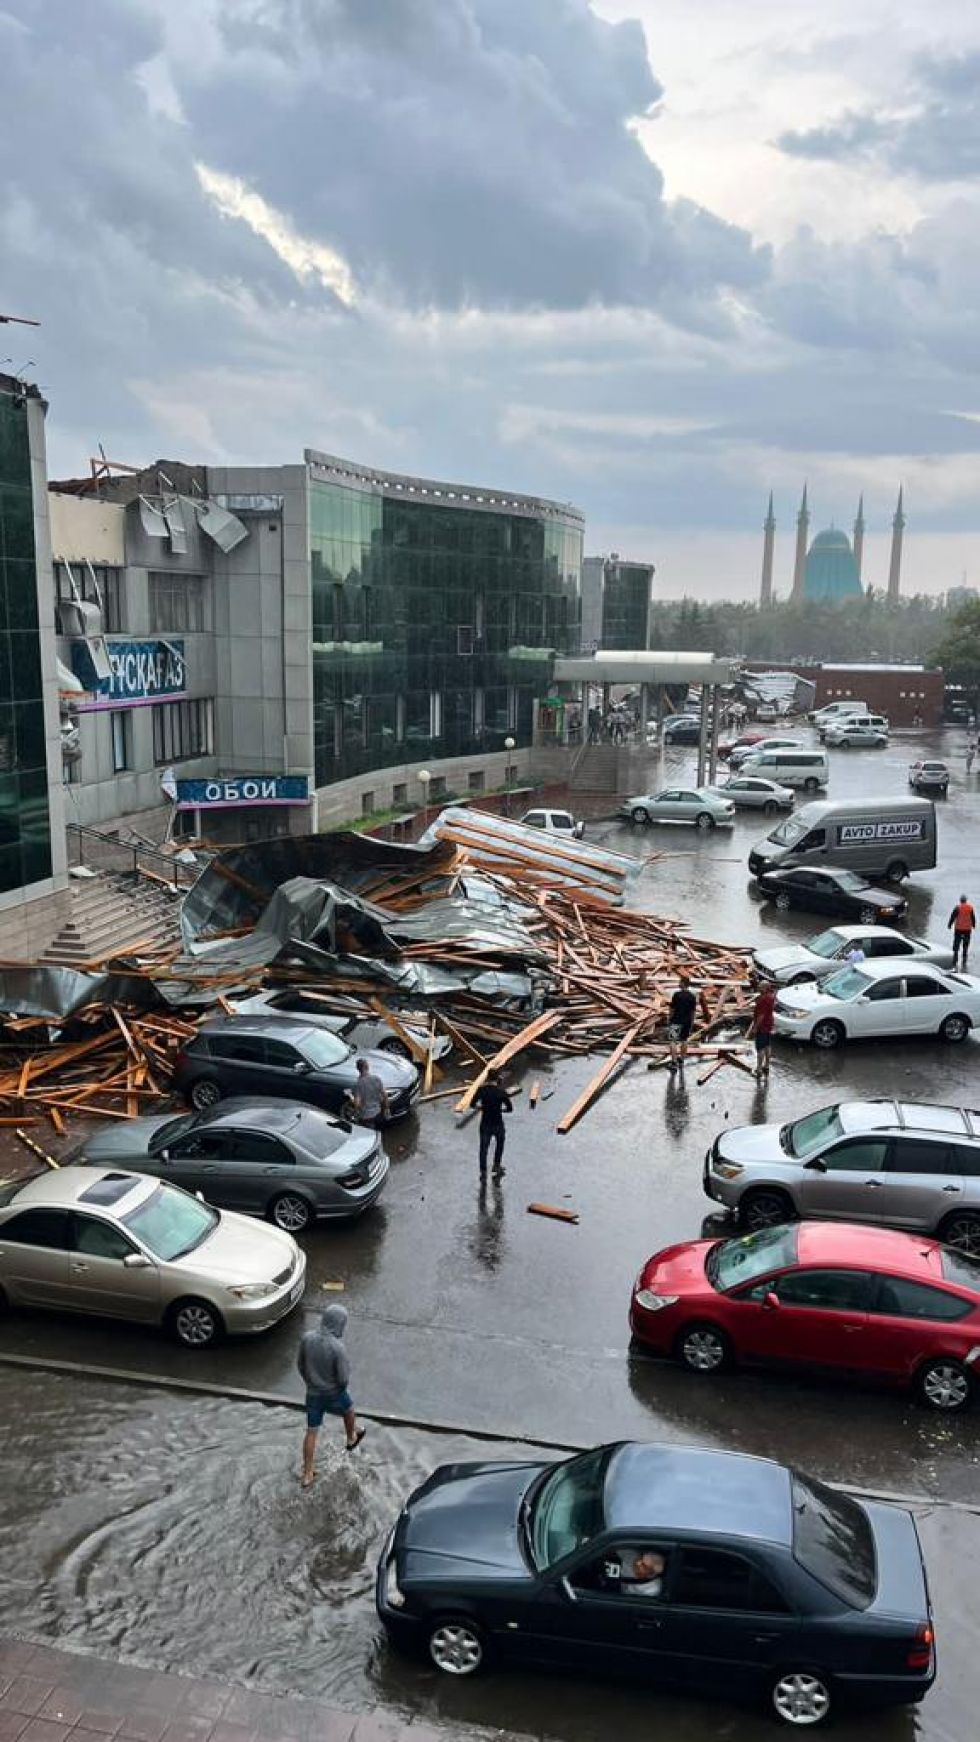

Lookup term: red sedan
[631,1222,980,1413]
[717,731,766,761]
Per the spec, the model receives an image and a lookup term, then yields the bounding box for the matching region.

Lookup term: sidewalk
[0,1638,514,1742]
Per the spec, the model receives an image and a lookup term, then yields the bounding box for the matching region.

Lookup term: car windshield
[940,1249,980,1291]
[806,929,846,960]
[792,1472,876,1610]
[834,871,869,892]
[822,967,872,1002]
[706,1225,799,1291]
[528,1446,610,1570]
[148,1113,198,1154]
[122,1182,218,1260]
[781,1104,844,1157]
[768,814,808,846]
[296,1029,351,1069]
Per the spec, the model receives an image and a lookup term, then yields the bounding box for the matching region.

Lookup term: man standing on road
[473,1068,513,1176]
[350,1056,389,1129]
[298,1305,365,1486]
[749,982,778,1079]
[665,973,697,1072]
[949,895,977,969]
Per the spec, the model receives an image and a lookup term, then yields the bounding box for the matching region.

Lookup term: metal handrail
[66,822,198,890]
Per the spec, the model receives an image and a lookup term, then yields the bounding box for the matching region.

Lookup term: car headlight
[779,1005,808,1020]
[712,1160,744,1180]
[384,1554,406,1609]
[227,1281,277,1300]
[634,1289,679,1312]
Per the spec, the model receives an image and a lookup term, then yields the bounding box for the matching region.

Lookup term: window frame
[109,708,132,774]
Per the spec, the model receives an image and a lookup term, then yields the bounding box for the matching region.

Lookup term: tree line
[648,591,958,667]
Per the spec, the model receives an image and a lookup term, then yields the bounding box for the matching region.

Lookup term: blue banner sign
[175,775,310,809]
[73,639,186,709]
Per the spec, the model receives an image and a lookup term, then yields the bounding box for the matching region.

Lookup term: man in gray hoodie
[297,1304,365,1486]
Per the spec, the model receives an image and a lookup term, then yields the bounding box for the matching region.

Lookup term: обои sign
[73,639,186,709]
[175,775,309,808]
[837,818,926,844]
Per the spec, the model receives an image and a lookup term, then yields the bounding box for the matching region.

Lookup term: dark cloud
[778,50,980,181]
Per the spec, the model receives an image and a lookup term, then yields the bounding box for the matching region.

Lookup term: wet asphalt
[1,722,979,1737]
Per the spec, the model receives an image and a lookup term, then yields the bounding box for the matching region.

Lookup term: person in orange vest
[948,895,977,970]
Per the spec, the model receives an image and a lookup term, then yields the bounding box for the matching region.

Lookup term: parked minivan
[748,796,937,880]
[740,747,829,791]
[821,713,889,742]
[810,699,867,724]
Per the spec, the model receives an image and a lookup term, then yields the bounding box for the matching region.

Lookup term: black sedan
[377,1442,934,1728]
[662,714,702,744]
[171,1014,419,1120]
[757,866,908,923]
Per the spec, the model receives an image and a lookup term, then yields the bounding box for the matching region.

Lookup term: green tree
[931,599,980,706]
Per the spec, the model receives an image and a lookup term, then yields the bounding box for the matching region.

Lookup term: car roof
[7,1165,155,1213]
[197,1013,338,1042]
[795,1221,964,1285]
[814,924,902,941]
[197,1097,345,1133]
[604,1444,792,1546]
[839,1098,980,1140]
[853,958,943,982]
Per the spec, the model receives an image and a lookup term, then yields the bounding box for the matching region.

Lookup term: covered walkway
[548,648,739,787]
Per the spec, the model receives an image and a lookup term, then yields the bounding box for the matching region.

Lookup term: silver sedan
[620,787,736,829]
[0,1166,305,1348]
[753,924,954,987]
[711,774,794,812]
[78,1098,389,1232]
[226,988,451,1063]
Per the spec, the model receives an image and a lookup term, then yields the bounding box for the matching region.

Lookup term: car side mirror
[762,1291,780,1311]
[123,1253,152,1270]
[293,1059,311,1073]
[560,1576,579,1604]
[804,1157,826,1171]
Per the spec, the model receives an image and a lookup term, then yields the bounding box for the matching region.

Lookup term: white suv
[518,808,584,839]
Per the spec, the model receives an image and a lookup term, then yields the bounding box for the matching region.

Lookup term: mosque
[759,487,905,606]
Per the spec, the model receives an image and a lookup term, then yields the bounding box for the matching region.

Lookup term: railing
[66,823,200,890]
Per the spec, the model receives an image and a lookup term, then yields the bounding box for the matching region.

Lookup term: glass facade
[309,477,582,786]
[602,563,651,650]
[0,388,52,892]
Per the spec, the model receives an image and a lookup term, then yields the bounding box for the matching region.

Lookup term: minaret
[887,486,905,603]
[791,484,809,602]
[760,491,776,606]
[853,495,865,583]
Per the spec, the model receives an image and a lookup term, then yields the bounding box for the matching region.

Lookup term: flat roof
[555,649,738,685]
[305,448,584,526]
[604,1445,792,1544]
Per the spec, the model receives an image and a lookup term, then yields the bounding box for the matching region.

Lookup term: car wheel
[764,800,779,815]
[268,1193,312,1234]
[675,1322,732,1375]
[886,859,909,882]
[770,1668,833,1728]
[916,1357,973,1414]
[633,806,650,824]
[378,1035,413,1060]
[169,1297,223,1349]
[738,1189,796,1232]
[804,778,819,792]
[811,1019,844,1050]
[939,1209,980,1256]
[695,812,715,831]
[775,891,792,911]
[428,1618,489,1677]
[940,1013,970,1042]
[858,905,878,924]
[839,740,851,749]
[188,1077,222,1112]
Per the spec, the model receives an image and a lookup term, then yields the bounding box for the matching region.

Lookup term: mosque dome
[803,526,862,602]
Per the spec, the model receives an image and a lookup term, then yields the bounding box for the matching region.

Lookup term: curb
[2,1348,978,1518]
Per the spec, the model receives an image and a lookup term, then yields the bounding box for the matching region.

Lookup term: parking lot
[1,719,978,1739]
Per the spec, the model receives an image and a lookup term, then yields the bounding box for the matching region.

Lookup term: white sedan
[825,723,888,748]
[729,736,802,769]
[712,774,794,812]
[773,959,980,1049]
[619,788,735,829]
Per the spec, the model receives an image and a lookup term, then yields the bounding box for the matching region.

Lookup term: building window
[392,782,407,806]
[457,626,474,655]
[152,697,213,764]
[54,561,124,633]
[110,710,132,773]
[468,771,484,794]
[430,692,442,738]
[429,775,447,800]
[361,791,376,817]
[148,573,206,632]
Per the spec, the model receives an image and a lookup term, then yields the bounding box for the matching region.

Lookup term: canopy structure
[553,649,738,686]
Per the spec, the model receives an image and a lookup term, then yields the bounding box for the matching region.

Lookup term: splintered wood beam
[454,1010,561,1112]
[556,1019,643,1135]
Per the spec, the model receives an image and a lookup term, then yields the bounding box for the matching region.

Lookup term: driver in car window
[607,1548,667,1596]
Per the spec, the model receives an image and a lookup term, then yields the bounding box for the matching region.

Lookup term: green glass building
[0,379,53,893]
[307,454,583,787]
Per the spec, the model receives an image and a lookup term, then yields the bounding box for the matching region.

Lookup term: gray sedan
[226,989,451,1063]
[753,924,954,987]
[620,787,735,829]
[711,774,794,812]
[78,1098,389,1233]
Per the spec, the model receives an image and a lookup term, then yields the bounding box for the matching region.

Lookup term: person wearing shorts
[297,1305,365,1486]
[666,974,697,1072]
[750,984,777,1079]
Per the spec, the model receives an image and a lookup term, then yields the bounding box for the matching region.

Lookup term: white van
[740,747,829,791]
[748,796,937,880]
[821,712,889,742]
[810,700,867,725]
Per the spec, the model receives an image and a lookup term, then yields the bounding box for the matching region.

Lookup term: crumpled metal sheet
[416,807,640,902]
[0,965,177,1022]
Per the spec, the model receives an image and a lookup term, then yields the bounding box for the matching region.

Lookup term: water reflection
[468,1171,506,1272]
[662,1075,691,1143]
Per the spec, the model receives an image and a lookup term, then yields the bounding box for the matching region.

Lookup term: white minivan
[740,747,829,791]
[810,700,867,725]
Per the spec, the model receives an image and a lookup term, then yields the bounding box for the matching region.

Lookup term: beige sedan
[0,1165,306,1347]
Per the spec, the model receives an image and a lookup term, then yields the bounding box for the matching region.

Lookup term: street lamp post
[504,737,516,816]
[418,768,431,834]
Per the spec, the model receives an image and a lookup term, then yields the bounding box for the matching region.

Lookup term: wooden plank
[556,1019,643,1135]
[16,1128,59,1168]
[368,998,433,1067]
[431,1010,488,1068]
[528,1078,541,1108]
[527,1202,579,1225]
[454,1010,561,1113]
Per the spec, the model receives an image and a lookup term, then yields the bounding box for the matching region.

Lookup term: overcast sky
[3,0,980,599]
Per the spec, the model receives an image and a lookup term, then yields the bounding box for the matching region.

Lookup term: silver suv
[704,1099,980,1254]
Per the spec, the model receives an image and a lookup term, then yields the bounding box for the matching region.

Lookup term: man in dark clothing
[297,1305,364,1485]
[749,983,777,1079]
[949,895,977,969]
[473,1069,513,1176]
[666,974,697,1071]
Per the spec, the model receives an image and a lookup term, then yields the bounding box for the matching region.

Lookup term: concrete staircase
[530,741,655,796]
[38,873,184,967]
